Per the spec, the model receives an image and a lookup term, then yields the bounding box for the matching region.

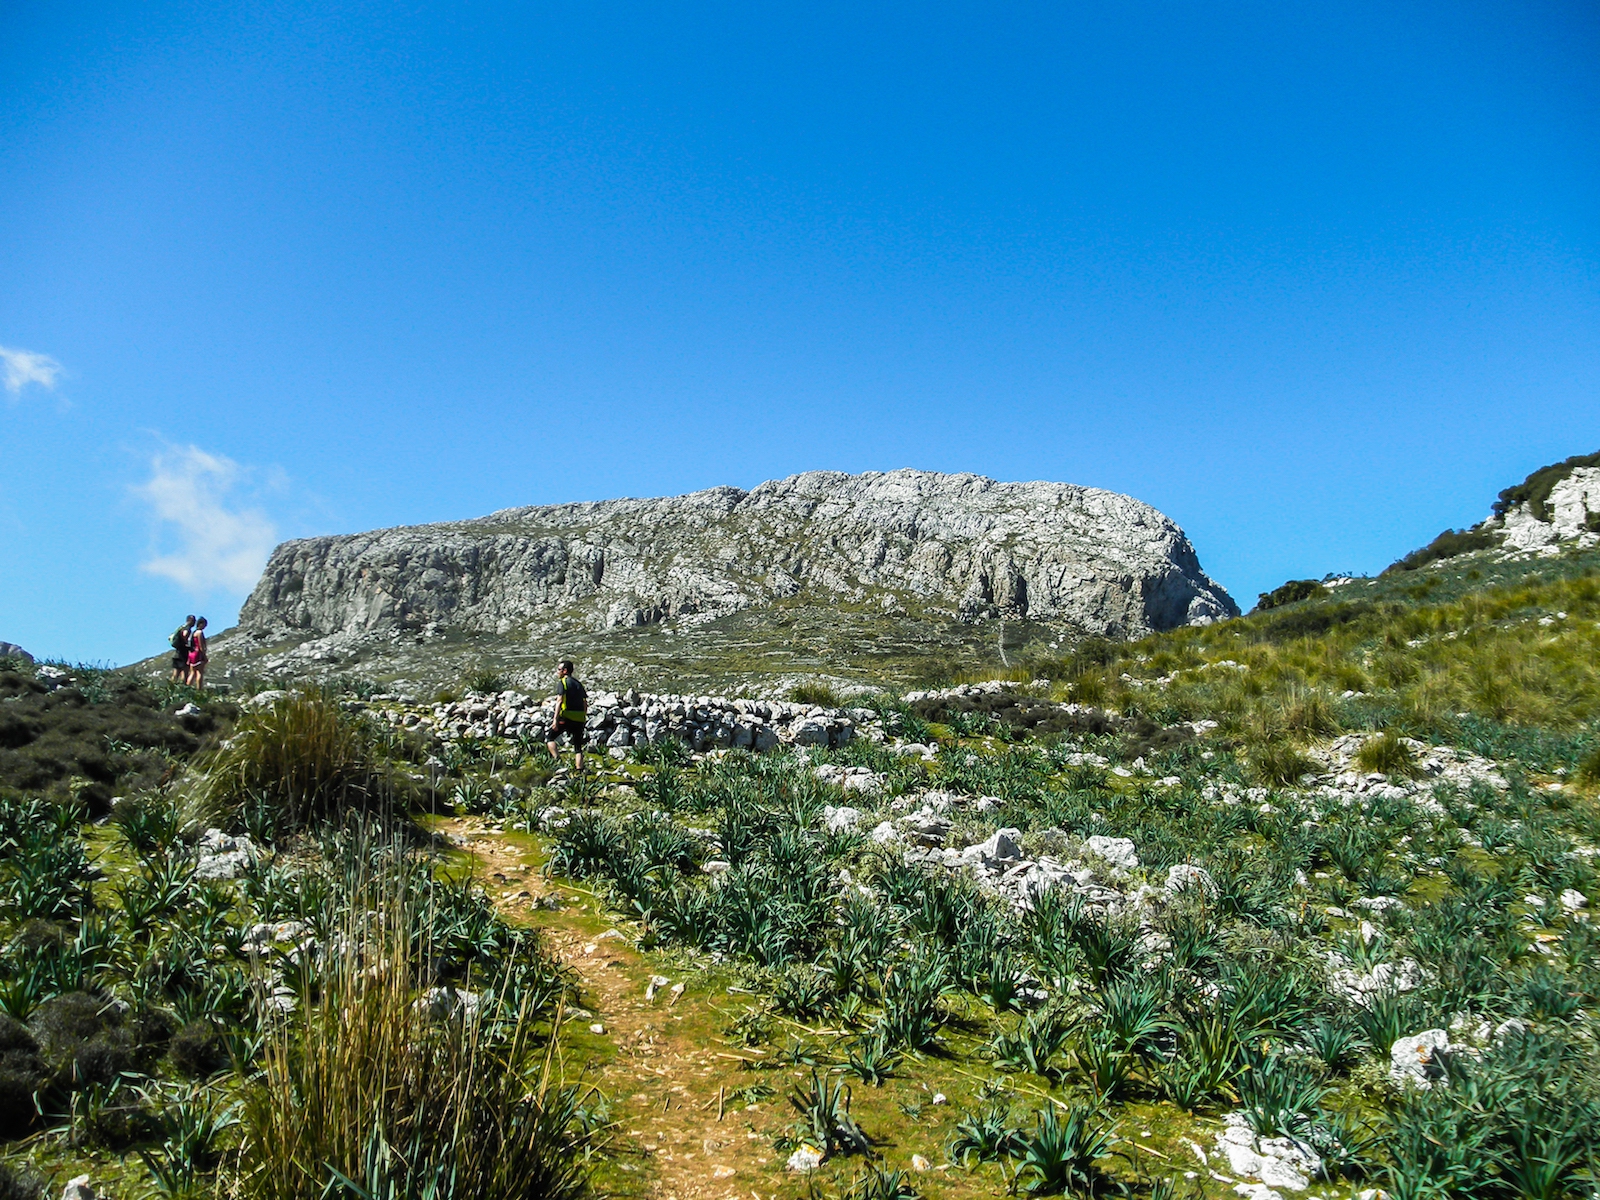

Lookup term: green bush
[790,682,843,707]
[195,692,401,829]
[462,665,510,695]
[1254,580,1327,612]
[1385,527,1500,574]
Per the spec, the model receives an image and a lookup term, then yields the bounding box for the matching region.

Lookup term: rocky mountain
[214,469,1236,691]
[1385,451,1600,575]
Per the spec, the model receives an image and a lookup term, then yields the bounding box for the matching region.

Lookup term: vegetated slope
[1384,449,1600,576]
[6,543,1600,1200]
[419,543,1600,1200]
[208,469,1237,693]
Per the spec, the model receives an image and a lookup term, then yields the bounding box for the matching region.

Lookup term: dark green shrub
[196,692,400,829]
[169,1021,229,1079]
[788,1069,872,1159]
[1012,1103,1118,1196]
[0,1014,44,1139]
[1254,580,1327,612]
[946,1103,1024,1166]
[1237,1055,1327,1138]
[1385,527,1500,574]
[843,1029,900,1087]
[772,966,831,1021]
[0,1164,45,1200]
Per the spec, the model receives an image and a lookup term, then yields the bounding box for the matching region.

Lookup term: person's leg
[574,745,585,772]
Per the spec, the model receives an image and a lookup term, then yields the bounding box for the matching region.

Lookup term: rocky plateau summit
[216,470,1237,690]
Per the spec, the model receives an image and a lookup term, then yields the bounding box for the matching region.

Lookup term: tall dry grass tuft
[196,691,400,829]
[230,855,589,1200]
[1355,732,1420,779]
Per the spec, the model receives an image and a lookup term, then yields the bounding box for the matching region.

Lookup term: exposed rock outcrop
[1497,463,1600,552]
[229,471,1236,671]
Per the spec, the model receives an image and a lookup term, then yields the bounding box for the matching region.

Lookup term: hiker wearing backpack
[546,660,589,773]
[170,616,195,682]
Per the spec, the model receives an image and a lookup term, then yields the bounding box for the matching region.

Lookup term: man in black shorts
[546,660,588,772]
[170,615,195,682]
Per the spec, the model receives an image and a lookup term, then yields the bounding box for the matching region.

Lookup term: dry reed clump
[195,692,401,829]
[230,862,589,1200]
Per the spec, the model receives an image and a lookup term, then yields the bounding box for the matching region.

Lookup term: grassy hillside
[3,542,1599,1200]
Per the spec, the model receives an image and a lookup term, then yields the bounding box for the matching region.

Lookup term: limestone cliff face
[1496,466,1600,552]
[235,470,1238,647]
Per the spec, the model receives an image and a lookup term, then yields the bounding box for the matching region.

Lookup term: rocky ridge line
[222,469,1238,682]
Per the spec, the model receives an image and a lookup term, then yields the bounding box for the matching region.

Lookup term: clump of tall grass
[1250,741,1318,787]
[462,665,511,695]
[1355,732,1420,779]
[790,681,843,708]
[231,855,590,1200]
[194,691,402,830]
[1576,744,1600,787]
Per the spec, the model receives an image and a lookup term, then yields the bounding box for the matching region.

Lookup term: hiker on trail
[186,617,209,690]
[546,660,588,773]
[170,616,195,683]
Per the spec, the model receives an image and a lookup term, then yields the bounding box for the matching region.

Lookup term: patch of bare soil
[439,818,790,1200]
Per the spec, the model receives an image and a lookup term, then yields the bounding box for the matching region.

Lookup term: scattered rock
[1214,1112,1321,1193]
[786,1145,824,1173]
[1390,1029,1452,1088]
[961,828,1023,867]
[1085,835,1139,870]
[195,829,256,881]
[1165,863,1217,898]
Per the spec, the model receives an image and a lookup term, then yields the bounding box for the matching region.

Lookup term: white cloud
[133,445,279,593]
[0,346,63,396]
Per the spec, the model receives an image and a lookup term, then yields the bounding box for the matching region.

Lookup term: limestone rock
[1390,1029,1452,1088]
[1085,835,1139,870]
[224,470,1237,678]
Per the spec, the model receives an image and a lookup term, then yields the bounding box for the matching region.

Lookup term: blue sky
[2,1,1597,666]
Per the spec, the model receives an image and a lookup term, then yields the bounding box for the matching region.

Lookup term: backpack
[170,628,188,651]
[560,676,588,720]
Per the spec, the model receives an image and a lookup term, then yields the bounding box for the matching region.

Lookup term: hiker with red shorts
[186,617,209,690]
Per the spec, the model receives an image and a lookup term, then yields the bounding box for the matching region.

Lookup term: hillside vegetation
[2,540,1599,1200]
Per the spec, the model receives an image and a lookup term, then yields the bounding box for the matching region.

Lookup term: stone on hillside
[0,642,34,664]
[961,828,1023,867]
[1085,835,1138,870]
[1390,1029,1452,1088]
[61,1176,95,1200]
[1165,863,1217,898]
[196,829,256,880]
[822,805,863,833]
[786,1146,824,1173]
